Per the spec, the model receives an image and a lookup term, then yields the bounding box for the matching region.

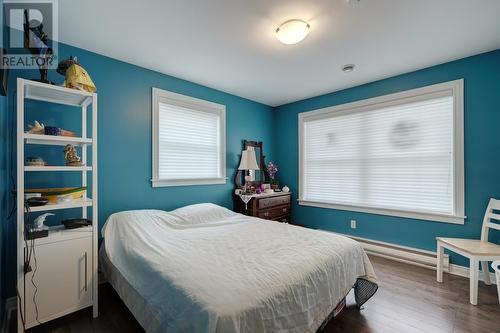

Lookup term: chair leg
[437,242,444,283]
[481,261,491,285]
[497,278,500,305]
[470,258,479,305]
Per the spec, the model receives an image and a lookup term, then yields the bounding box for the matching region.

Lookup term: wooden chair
[437,198,500,305]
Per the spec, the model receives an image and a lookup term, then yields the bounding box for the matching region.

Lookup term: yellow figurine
[63,144,83,166]
[64,64,96,93]
[57,56,96,93]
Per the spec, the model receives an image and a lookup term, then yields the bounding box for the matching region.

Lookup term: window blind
[301,91,460,218]
[158,102,222,180]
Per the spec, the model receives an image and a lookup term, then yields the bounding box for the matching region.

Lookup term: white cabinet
[24,228,93,328]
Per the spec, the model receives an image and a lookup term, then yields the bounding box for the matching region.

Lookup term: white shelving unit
[16,79,98,331]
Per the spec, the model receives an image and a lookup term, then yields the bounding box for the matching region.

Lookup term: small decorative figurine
[27,212,53,239]
[63,144,83,166]
[33,213,54,231]
[44,126,61,136]
[26,120,45,134]
[26,120,75,137]
[57,56,97,93]
[26,156,46,166]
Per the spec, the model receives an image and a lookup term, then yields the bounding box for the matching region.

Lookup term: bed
[100,203,377,333]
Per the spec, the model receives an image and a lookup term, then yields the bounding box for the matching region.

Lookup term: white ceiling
[58,0,500,106]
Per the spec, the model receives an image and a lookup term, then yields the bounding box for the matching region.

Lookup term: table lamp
[238,147,260,193]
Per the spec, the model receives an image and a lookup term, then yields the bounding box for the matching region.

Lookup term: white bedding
[101,204,376,333]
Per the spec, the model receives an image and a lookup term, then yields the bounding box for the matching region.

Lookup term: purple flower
[268,161,278,180]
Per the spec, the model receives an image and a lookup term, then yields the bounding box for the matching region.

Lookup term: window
[152,88,226,187]
[299,80,464,224]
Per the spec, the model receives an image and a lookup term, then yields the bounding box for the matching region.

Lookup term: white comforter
[102,204,376,333]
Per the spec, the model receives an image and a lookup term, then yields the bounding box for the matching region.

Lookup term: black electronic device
[26,197,49,207]
[26,228,48,240]
[62,218,92,229]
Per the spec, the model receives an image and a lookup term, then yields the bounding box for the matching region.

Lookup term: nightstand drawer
[258,195,290,209]
[272,215,290,223]
[233,192,291,223]
[257,206,290,219]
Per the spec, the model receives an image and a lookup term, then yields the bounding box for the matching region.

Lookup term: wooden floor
[22,255,499,333]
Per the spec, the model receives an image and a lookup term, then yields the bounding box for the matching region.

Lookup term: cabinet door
[24,236,92,327]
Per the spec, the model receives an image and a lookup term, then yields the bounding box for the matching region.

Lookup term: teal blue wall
[0,92,6,324]
[274,49,500,266]
[1,26,499,302]
[1,0,7,322]
[2,41,275,297]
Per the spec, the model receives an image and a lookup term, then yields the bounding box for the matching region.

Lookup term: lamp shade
[238,149,260,170]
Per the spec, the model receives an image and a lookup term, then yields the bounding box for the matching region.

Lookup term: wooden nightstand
[233,192,292,223]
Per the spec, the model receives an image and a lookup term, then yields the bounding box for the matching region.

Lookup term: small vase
[271,184,279,190]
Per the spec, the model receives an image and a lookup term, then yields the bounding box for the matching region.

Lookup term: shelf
[24,133,92,146]
[27,198,93,212]
[22,79,93,107]
[24,166,92,172]
[23,225,92,247]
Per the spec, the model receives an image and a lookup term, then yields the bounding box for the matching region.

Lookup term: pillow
[171,203,237,225]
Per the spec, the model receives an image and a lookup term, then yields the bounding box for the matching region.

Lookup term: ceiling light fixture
[342,64,355,72]
[276,19,310,45]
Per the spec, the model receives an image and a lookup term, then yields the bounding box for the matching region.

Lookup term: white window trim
[151,88,227,187]
[298,79,465,225]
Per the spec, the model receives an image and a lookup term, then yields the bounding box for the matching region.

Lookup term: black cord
[12,88,40,327]
[18,204,30,333]
[31,238,40,324]
[13,89,43,328]
[22,204,41,327]
[24,205,32,271]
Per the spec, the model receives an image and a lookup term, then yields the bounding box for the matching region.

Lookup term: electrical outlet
[350,219,357,229]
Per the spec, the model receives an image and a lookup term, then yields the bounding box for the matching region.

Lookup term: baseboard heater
[331,232,497,283]
[330,232,450,271]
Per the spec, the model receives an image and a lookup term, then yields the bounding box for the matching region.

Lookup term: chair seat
[437,237,500,256]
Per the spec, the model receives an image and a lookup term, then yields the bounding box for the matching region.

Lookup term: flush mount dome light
[276,19,310,45]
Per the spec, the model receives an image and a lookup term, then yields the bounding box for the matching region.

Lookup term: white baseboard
[333,232,497,284]
[449,263,497,284]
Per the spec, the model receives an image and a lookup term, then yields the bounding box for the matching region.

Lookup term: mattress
[100,203,377,333]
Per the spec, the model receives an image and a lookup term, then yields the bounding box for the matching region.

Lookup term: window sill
[297,200,465,225]
[151,177,227,188]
